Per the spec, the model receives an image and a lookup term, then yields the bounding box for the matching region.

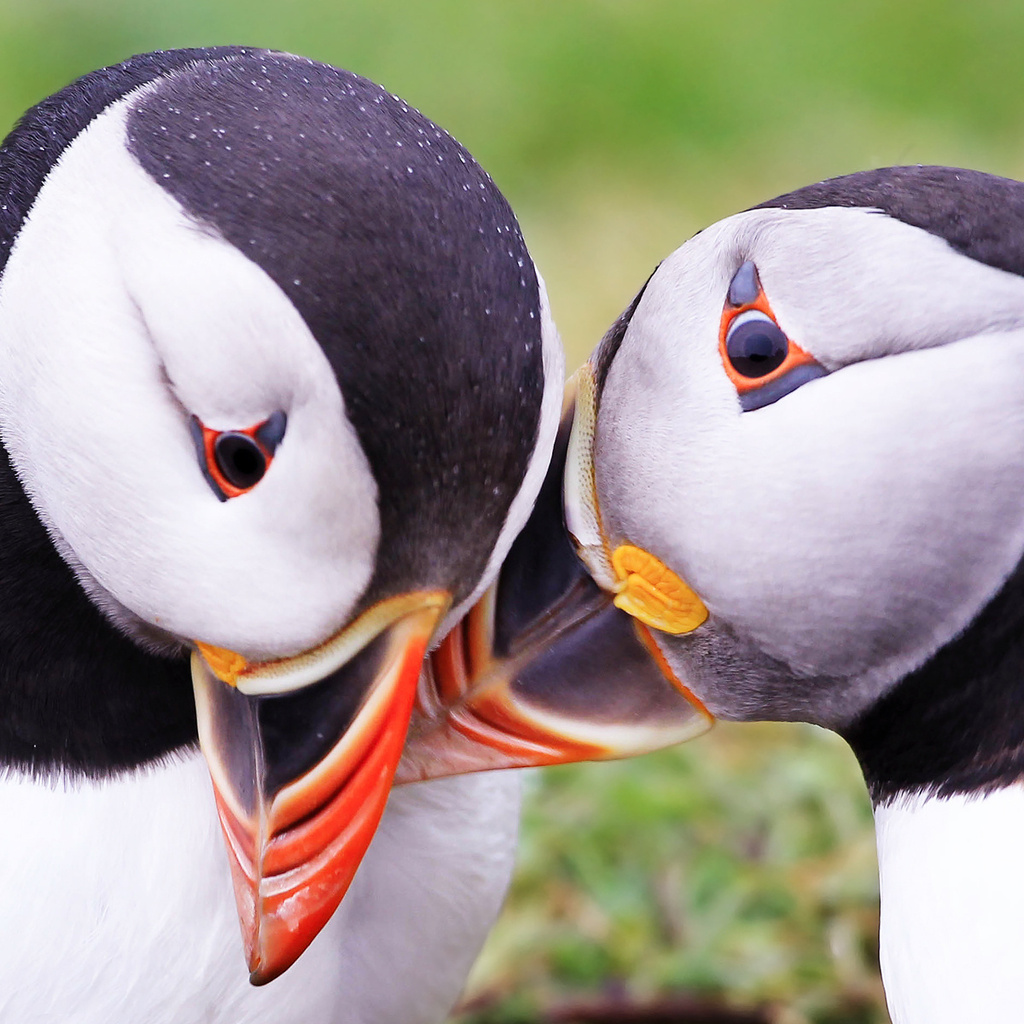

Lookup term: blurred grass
[3,2,1023,1019]
[457,726,884,1024]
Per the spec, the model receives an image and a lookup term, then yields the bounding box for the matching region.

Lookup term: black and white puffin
[404,166,1024,1024]
[0,47,563,1022]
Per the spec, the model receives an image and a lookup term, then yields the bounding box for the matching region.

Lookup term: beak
[191,590,449,985]
[398,374,713,784]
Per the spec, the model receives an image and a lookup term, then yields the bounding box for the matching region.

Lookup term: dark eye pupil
[726,316,789,378]
[214,433,267,489]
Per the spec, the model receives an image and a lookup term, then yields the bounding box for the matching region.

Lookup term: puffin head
[0,48,561,982]
[582,166,1024,739]
[405,166,1024,807]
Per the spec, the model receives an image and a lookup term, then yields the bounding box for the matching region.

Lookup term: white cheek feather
[0,94,381,659]
[696,335,1024,687]
[597,208,1024,710]
[875,787,1024,1024]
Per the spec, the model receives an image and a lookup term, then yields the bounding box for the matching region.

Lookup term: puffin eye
[719,260,827,412]
[214,433,266,489]
[725,310,789,378]
[189,411,287,501]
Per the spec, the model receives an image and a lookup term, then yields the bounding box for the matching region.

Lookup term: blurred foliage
[457,725,884,1024]
[1,3,1018,1020]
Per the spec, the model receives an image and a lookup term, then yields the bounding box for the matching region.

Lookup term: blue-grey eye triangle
[255,410,288,454]
[739,362,829,412]
[727,260,760,306]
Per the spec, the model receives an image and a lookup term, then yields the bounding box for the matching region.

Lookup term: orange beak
[191,592,449,984]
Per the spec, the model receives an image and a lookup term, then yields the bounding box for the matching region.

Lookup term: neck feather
[875,787,1024,1024]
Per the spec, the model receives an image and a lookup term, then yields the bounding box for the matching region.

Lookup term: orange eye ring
[719,289,818,395]
[718,261,827,412]
[189,411,287,501]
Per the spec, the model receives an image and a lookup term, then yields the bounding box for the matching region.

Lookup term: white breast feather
[875,786,1024,1024]
[0,758,520,1024]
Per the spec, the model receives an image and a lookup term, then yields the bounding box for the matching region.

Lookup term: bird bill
[399,580,713,784]
[191,591,449,984]
[189,375,713,982]
[399,381,714,784]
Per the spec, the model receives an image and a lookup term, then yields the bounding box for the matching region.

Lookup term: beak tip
[248,963,275,988]
[246,936,298,987]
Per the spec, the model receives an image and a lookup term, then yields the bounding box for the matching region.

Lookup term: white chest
[874,786,1024,1024]
[0,755,520,1024]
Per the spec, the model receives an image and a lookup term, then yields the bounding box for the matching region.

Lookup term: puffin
[402,167,1024,1024]
[0,47,564,1023]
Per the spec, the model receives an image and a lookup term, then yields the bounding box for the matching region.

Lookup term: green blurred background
[6,2,1024,1020]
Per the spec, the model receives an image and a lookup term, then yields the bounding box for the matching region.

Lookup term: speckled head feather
[0,47,245,276]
